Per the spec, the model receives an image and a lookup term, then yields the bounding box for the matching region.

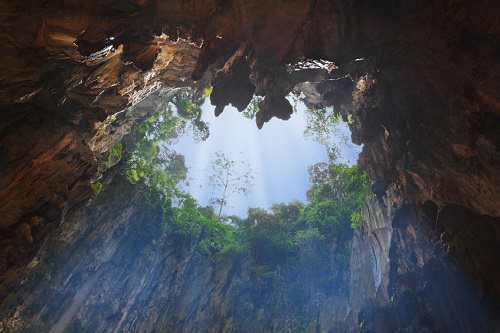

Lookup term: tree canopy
[121,90,372,273]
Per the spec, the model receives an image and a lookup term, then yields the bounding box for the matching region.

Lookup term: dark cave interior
[0,1,499,332]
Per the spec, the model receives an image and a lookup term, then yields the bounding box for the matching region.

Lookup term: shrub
[350,211,362,228]
[107,141,122,167]
[91,181,103,196]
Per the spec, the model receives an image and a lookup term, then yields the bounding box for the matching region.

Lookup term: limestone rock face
[349,195,394,312]
[1,176,497,333]
[0,0,499,332]
[351,194,499,333]
[0,175,356,333]
[0,0,200,293]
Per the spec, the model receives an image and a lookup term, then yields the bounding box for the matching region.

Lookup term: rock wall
[0,0,499,332]
[2,173,497,333]
[350,191,500,332]
[0,89,186,300]
[0,174,355,333]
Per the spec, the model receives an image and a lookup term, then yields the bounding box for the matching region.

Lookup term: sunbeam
[173,99,359,216]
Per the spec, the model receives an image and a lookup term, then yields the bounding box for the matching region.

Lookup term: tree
[171,90,210,142]
[302,106,353,162]
[124,104,187,208]
[208,152,254,218]
[124,90,209,210]
[306,162,372,229]
[303,107,341,146]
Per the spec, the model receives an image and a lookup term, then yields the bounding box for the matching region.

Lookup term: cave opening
[115,82,369,245]
[169,92,361,217]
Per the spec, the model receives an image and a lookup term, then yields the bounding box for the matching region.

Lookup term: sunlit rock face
[0,0,499,332]
[0,0,200,294]
[350,192,499,332]
[1,176,497,332]
[0,174,356,332]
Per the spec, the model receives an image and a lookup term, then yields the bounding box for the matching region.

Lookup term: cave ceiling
[0,1,499,331]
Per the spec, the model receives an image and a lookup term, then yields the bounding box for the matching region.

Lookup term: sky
[173,99,361,217]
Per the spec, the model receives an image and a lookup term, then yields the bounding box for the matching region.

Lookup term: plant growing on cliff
[167,196,236,254]
[303,107,341,146]
[241,96,263,120]
[107,141,123,168]
[207,152,254,218]
[350,211,362,228]
[124,91,209,210]
[303,107,354,162]
[171,90,210,142]
[122,89,371,270]
[91,181,104,196]
[306,162,370,229]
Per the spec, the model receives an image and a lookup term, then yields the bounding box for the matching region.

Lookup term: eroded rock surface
[1,176,497,333]
[1,175,355,333]
[0,0,499,332]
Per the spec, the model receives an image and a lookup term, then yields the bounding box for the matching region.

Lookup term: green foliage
[91,181,103,196]
[121,90,372,287]
[171,91,210,142]
[123,90,234,254]
[157,161,368,265]
[307,162,370,230]
[107,141,122,167]
[198,239,210,254]
[241,96,263,120]
[347,113,355,125]
[350,211,362,228]
[168,196,235,254]
[124,91,209,211]
[301,199,344,229]
[115,88,376,325]
[294,228,325,245]
[302,106,356,163]
[271,202,303,226]
[291,315,308,333]
[303,107,341,146]
[208,152,254,218]
[202,86,213,98]
[217,241,247,259]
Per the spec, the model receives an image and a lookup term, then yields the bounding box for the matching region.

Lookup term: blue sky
[173,99,360,217]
